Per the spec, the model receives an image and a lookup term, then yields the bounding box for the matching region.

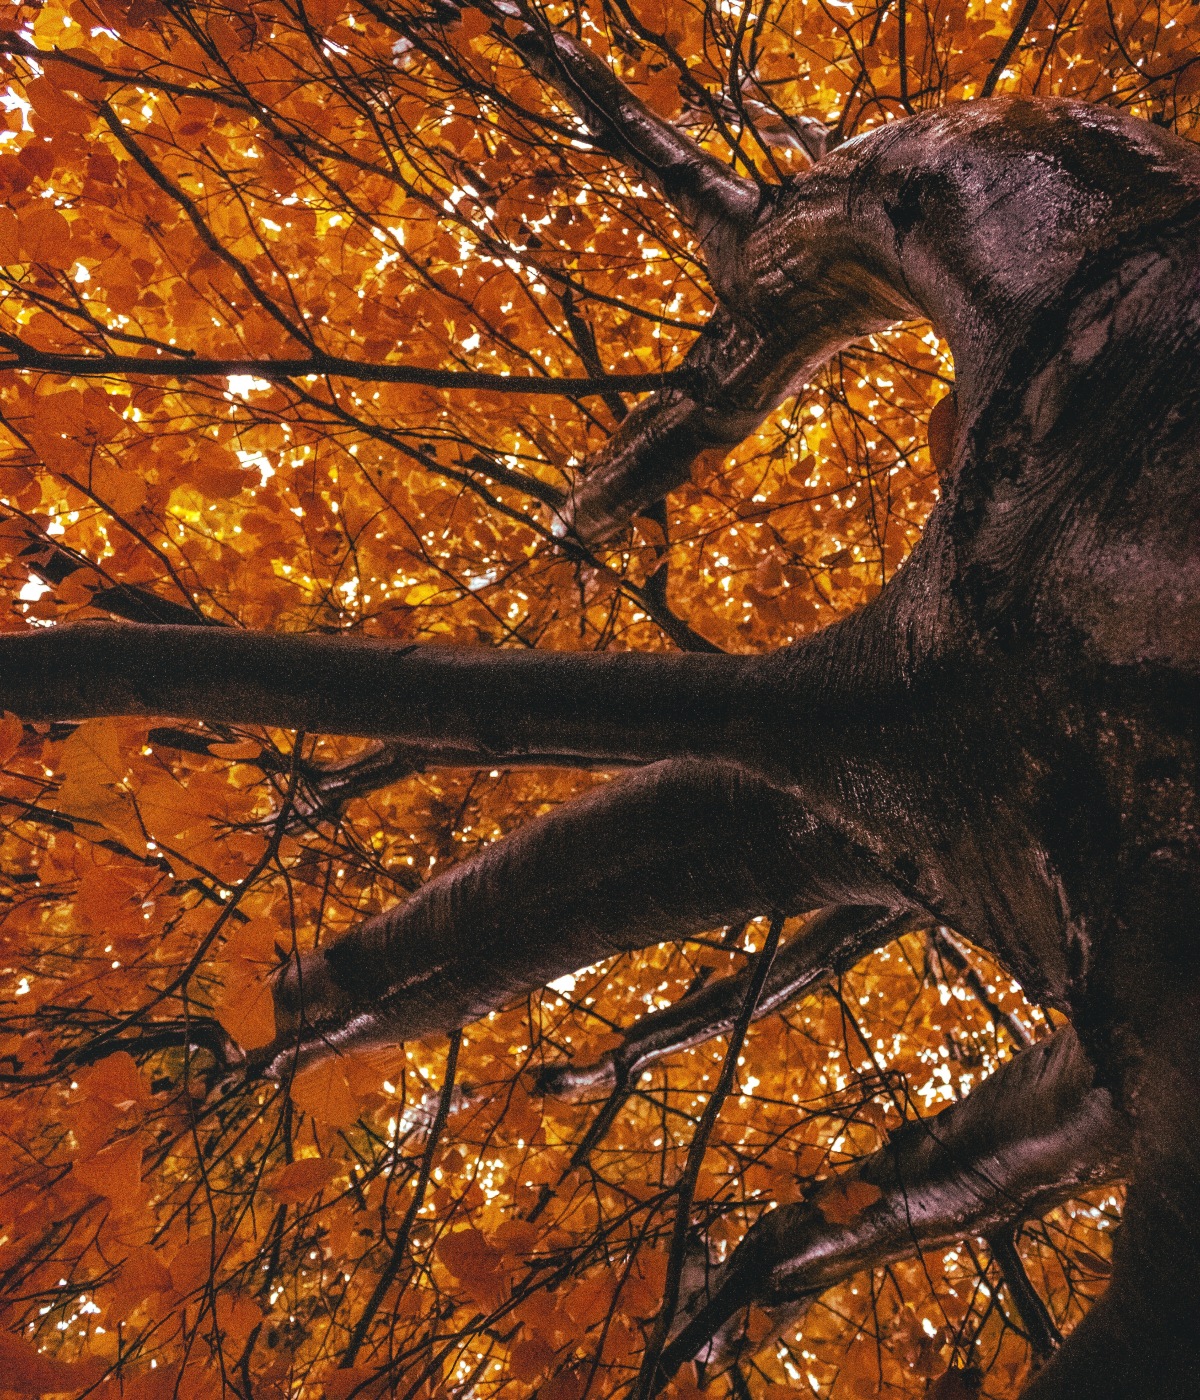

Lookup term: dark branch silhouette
[537,905,924,1099]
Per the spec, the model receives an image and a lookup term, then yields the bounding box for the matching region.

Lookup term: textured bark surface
[0,95,1196,1393]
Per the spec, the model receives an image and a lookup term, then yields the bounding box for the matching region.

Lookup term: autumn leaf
[435,1227,509,1310]
[0,712,22,765]
[168,1237,215,1299]
[322,1366,390,1400]
[80,1049,150,1110]
[0,1331,106,1394]
[73,1131,146,1204]
[213,958,278,1050]
[510,1335,557,1382]
[265,1155,340,1203]
[53,718,145,848]
[91,459,148,517]
[289,1057,362,1127]
[816,1178,884,1225]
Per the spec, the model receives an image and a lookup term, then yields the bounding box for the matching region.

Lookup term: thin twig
[634,912,784,1400]
[341,1029,463,1367]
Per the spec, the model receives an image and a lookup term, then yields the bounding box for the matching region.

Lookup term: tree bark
[660,1025,1129,1381]
[256,761,901,1078]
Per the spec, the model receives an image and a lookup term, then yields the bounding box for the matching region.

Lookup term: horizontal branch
[0,623,759,762]
[538,905,923,1098]
[660,1025,1129,1380]
[0,339,683,399]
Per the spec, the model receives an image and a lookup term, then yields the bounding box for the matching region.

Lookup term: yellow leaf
[54,719,145,848]
[91,459,147,517]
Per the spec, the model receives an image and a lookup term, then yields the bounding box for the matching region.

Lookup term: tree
[0,1,1196,1397]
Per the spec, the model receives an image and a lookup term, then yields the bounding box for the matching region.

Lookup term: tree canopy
[0,2,1196,1399]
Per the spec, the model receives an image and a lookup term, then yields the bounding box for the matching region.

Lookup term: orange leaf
[289,1057,361,1127]
[323,1366,390,1400]
[213,961,277,1051]
[168,1236,214,1298]
[265,1155,340,1204]
[17,205,73,268]
[0,712,22,765]
[436,1228,508,1309]
[564,1272,612,1326]
[73,1132,145,1203]
[91,459,147,517]
[816,1178,884,1226]
[0,1330,106,1394]
[111,1245,172,1317]
[79,1050,149,1110]
[510,1335,557,1382]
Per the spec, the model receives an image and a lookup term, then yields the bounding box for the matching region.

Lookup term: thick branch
[258,760,901,1077]
[660,1025,1129,1379]
[538,904,923,1098]
[562,99,1200,542]
[556,312,782,542]
[0,623,758,763]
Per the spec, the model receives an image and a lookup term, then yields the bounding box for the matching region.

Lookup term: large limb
[0,622,758,764]
[562,101,1200,544]
[538,904,923,1098]
[658,1025,1129,1381]
[258,759,903,1077]
[556,312,788,544]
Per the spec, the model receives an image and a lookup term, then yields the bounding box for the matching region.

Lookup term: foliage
[0,0,1193,1396]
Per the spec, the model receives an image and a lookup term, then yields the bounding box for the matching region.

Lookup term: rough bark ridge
[0,80,1197,1394]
